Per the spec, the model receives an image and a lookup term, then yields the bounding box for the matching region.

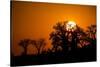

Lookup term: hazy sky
[12,1,96,56]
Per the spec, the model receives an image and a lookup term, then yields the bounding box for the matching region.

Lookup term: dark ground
[11,46,96,66]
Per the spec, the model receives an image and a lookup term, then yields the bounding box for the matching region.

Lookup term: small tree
[19,39,31,55]
[31,38,46,55]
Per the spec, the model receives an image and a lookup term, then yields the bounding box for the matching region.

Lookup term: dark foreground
[11,47,96,66]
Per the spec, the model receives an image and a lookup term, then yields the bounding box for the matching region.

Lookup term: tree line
[50,21,96,52]
[16,21,96,56]
[19,38,46,55]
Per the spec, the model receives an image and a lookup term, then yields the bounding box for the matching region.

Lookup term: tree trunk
[23,47,27,55]
[37,48,41,55]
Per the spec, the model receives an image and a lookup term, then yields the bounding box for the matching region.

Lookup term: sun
[66,21,76,31]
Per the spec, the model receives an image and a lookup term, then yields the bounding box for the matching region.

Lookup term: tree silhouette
[86,25,96,40]
[49,21,87,52]
[19,39,31,55]
[49,22,68,52]
[86,25,96,48]
[73,25,86,48]
[31,38,46,55]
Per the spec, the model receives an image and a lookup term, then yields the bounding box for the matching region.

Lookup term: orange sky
[11,1,96,56]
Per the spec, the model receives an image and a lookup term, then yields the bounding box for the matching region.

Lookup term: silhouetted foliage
[86,25,96,39]
[31,38,46,55]
[86,25,96,48]
[73,25,87,48]
[12,21,96,66]
[19,39,31,55]
[49,22,68,52]
[19,38,46,55]
[49,21,95,52]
